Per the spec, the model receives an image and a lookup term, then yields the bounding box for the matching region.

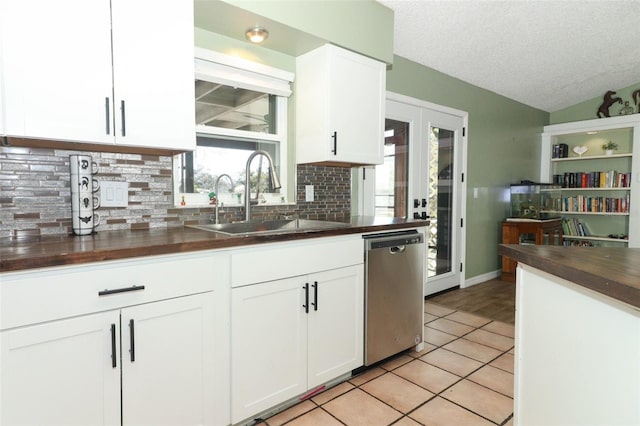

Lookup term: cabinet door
[307,265,364,388]
[0,0,114,144]
[328,47,385,165]
[0,311,121,426]
[121,292,215,426]
[110,0,195,150]
[231,277,307,424]
[296,45,384,165]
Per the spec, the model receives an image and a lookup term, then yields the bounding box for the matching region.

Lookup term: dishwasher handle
[366,233,423,250]
[389,245,406,254]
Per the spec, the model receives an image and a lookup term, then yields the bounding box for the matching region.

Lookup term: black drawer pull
[331,131,337,155]
[110,323,117,368]
[98,285,145,296]
[312,281,318,311]
[129,319,136,362]
[120,100,126,137]
[105,97,111,135]
[303,283,309,314]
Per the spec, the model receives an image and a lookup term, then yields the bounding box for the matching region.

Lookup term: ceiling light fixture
[245,26,269,44]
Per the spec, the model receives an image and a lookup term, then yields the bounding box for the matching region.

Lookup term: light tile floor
[258,302,515,426]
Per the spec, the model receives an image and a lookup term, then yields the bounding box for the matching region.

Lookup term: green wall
[551,82,640,124]
[195,9,553,280]
[387,56,550,279]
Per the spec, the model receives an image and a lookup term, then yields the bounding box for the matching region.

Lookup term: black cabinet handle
[312,281,318,311]
[129,319,136,362]
[120,100,126,137]
[110,323,117,368]
[303,283,309,314]
[105,97,111,135]
[421,198,427,208]
[98,285,145,296]
[413,199,420,208]
[331,131,337,155]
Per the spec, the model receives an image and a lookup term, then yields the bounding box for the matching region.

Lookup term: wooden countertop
[499,244,640,309]
[1,217,428,273]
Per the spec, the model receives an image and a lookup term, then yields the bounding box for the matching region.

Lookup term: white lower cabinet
[0,293,213,426]
[1,310,122,425]
[231,265,363,424]
[121,294,215,426]
[0,251,228,426]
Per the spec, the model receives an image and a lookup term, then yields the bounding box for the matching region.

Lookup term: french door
[358,93,467,295]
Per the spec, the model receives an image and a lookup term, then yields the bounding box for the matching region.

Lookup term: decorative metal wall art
[596,91,622,118]
[596,89,640,118]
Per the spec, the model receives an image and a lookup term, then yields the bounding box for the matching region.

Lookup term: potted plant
[602,141,618,155]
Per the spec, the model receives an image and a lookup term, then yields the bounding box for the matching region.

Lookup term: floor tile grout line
[377,352,509,423]
[425,324,515,357]
[423,316,517,397]
[387,368,502,426]
[424,311,515,424]
[416,346,516,403]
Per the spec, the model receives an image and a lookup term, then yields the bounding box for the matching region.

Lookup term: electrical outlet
[101,181,129,207]
[305,185,314,202]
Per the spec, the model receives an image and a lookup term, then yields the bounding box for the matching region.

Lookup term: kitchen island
[499,245,640,426]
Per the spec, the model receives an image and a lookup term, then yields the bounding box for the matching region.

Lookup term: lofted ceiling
[378,0,640,112]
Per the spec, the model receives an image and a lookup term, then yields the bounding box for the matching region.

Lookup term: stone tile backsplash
[0,146,352,238]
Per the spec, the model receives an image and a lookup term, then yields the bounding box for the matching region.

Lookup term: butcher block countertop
[0,217,428,273]
[499,244,640,309]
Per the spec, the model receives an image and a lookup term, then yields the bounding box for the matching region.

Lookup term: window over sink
[173,48,293,207]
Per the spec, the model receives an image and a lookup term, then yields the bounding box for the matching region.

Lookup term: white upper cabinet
[0,0,195,151]
[295,44,385,165]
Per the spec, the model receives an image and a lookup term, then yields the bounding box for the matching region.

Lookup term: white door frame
[356,92,468,294]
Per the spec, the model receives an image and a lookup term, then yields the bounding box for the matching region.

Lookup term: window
[173,48,293,206]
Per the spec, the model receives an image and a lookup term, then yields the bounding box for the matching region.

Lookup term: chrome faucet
[214,173,234,224]
[244,150,281,221]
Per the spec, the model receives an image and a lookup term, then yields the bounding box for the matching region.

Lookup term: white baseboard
[462,269,501,288]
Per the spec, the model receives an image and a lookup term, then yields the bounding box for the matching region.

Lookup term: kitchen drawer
[1,250,229,330]
[231,235,362,287]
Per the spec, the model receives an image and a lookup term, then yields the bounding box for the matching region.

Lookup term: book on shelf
[559,194,630,213]
[562,217,590,237]
[552,171,631,188]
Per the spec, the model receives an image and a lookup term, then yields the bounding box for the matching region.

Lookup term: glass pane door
[374,118,409,218]
[427,127,454,277]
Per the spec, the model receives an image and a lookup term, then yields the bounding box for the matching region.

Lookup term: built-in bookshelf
[540,115,640,247]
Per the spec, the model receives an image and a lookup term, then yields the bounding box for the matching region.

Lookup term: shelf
[541,210,629,216]
[551,153,632,162]
[562,235,628,244]
[541,115,639,248]
[541,187,630,192]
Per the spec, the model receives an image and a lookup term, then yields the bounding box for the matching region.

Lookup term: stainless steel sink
[188,219,349,236]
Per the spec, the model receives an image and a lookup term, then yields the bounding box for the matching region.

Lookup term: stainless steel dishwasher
[363,230,425,366]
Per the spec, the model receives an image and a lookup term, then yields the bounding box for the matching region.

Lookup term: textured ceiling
[378,0,640,112]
